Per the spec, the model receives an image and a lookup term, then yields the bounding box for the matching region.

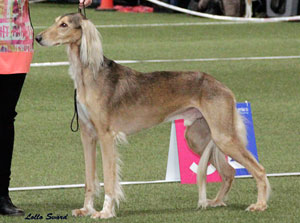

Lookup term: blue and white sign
[230,102,259,176]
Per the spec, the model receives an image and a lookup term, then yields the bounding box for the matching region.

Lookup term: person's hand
[79,0,92,7]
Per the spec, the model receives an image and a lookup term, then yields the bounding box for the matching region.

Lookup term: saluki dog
[35,13,270,219]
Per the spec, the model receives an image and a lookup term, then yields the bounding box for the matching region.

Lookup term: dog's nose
[35,35,42,43]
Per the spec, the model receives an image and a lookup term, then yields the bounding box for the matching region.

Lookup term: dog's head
[36,13,103,73]
[35,13,85,46]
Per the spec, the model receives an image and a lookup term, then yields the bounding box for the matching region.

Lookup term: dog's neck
[67,42,105,104]
[67,43,82,89]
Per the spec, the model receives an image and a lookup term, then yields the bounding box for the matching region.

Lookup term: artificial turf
[1,2,299,222]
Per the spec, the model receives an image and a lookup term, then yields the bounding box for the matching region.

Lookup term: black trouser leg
[0,73,26,196]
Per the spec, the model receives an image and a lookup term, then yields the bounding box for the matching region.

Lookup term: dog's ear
[80,19,104,75]
[71,14,83,29]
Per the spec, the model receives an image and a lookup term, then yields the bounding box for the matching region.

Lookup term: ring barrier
[146,0,300,22]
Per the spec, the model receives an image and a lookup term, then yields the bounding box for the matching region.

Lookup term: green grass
[1,2,299,223]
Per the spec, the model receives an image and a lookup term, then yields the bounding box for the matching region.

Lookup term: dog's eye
[60,23,68,28]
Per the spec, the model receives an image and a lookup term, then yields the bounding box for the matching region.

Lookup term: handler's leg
[0,73,26,216]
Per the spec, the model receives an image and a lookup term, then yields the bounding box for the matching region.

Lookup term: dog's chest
[77,101,90,124]
[77,100,97,135]
[67,47,96,134]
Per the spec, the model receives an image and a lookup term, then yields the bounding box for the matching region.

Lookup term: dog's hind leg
[196,140,214,209]
[207,146,235,207]
[185,118,211,209]
[185,118,235,209]
[200,95,270,211]
[92,132,124,219]
[72,121,98,217]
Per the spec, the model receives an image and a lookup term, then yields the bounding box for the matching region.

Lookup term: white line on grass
[33,21,249,29]
[9,180,178,192]
[31,61,69,67]
[30,55,300,68]
[9,172,300,192]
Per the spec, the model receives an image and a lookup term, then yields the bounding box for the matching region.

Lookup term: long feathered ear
[80,19,104,75]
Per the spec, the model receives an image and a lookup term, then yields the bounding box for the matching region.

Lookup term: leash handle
[71,89,79,132]
[78,0,87,17]
[78,7,86,17]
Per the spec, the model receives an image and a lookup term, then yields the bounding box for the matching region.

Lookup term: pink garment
[0,0,34,74]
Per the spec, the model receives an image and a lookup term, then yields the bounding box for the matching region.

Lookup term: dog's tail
[234,107,248,148]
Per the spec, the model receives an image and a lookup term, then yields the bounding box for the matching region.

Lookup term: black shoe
[0,196,24,216]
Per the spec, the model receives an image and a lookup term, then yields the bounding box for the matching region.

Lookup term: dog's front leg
[72,122,98,217]
[92,132,124,219]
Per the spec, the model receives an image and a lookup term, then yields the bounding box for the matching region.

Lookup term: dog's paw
[207,199,227,208]
[72,208,95,217]
[91,210,115,219]
[72,208,88,217]
[198,199,227,209]
[197,200,208,209]
[246,202,267,212]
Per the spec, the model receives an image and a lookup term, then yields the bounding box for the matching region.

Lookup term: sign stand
[165,102,259,184]
[165,122,181,181]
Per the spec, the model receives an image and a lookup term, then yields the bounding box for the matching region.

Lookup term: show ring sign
[165,102,259,184]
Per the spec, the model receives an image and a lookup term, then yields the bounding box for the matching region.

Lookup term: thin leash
[70,89,79,132]
[78,3,86,17]
[70,3,87,132]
